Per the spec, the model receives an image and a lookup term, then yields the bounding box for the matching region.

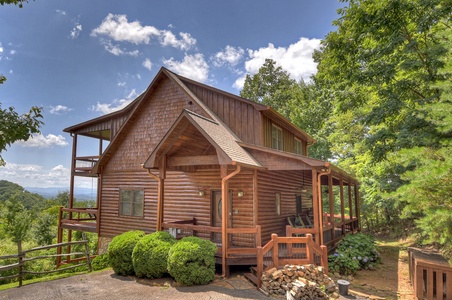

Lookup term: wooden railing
[0,239,92,287]
[59,207,99,233]
[162,219,261,257]
[408,247,452,299]
[255,233,328,288]
[74,156,99,176]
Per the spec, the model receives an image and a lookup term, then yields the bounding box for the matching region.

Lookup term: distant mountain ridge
[25,187,97,201]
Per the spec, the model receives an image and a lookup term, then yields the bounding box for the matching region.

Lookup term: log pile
[260,264,339,299]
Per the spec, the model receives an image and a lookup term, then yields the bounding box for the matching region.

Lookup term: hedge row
[107,231,217,285]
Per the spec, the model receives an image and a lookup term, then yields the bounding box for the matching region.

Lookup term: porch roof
[143,110,263,169]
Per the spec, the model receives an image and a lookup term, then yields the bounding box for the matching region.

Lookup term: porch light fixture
[198,189,205,196]
[237,190,244,197]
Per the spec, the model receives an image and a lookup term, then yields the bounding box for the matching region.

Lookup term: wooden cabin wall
[262,116,307,155]
[257,170,312,244]
[103,77,207,172]
[183,82,263,146]
[99,167,255,238]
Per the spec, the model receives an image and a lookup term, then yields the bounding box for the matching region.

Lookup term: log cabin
[57,67,360,279]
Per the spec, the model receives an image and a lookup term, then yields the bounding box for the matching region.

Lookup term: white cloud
[91,89,138,114]
[101,40,140,56]
[49,105,73,115]
[91,14,161,45]
[9,49,16,55]
[160,30,196,51]
[70,23,82,39]
[117,81,126,87]
[0,162,69,188]
[233,37,321,89]
[9,69,13,74]
[15,134,68,148]
[142,58,152,71]
[233,75,247,90]
[212,45,244,67]
[56,9,66,16]
[163,53,209,83]
[91,14,197,55]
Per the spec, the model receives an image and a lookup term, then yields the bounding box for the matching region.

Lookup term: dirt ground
[335,237,415,300]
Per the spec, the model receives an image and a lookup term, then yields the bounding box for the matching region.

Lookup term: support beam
[221,165,241,277]
[328,174,334,244]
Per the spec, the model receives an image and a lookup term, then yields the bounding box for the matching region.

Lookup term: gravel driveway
[0,270,269,300]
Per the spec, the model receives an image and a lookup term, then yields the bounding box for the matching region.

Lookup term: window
[120,189,144,217]
[294,138,302,154]
[275,192,281,215]
[272,125,283,150]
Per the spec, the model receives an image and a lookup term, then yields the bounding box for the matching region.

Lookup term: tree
[2,193,33,242]
[0,104,43,166]
[240,59,298,118]
[313,0,451,257]
[0,0,29,8]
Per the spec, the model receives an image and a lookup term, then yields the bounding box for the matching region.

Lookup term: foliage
[167,236,217,286]
[91,253,110,271]
[240,58,298,118]
[132,231,176,278]
[0,104,43,166]
[328,233,380,275]
[2,194,33,242]
[107,230,145,276]
[0,0,30,7]
[312,0,452,249]
[32,211,56,245]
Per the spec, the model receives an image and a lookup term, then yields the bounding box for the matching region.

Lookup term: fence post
[306,234,312,263]
[271,234,278,268]
[256,246,263,288]
[321,245,328,274]
[17,240,23,287]
[82,233,93,272]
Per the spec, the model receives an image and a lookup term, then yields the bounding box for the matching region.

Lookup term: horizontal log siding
[99,168,255,238]
[100,170,157,237]
[103,77,206,172]
[257,170,312,244]
[184,82,262,146]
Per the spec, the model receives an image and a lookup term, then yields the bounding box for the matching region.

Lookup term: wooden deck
[58,207,99,233]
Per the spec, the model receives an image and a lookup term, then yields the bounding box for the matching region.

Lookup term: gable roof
[143,110,262,169]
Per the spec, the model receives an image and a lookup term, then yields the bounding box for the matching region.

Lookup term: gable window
[294,138,302,154]
[120,189,144,217]
[272,125,283,150]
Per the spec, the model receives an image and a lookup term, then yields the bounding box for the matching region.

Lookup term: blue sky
[0,0,345,189]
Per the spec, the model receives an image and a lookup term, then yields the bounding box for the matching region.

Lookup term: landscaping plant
[167,236,217,285]
[132,231,176,278]
[328,233,380,275]
[107,230,145,276]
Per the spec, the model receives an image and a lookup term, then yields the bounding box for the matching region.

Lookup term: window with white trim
[294,138,302,154]
[272,125,283,150]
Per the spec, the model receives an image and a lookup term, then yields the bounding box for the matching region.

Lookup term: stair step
[244,272,258,286]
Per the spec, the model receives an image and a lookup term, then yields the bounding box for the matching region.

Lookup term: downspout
[143,166,164,231]
[316,164,331,247]
[221,165,241,277]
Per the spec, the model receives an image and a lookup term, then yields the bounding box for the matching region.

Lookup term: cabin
[57,67,360,279]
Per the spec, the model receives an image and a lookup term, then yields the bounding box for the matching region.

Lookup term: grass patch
[0,268,112,291]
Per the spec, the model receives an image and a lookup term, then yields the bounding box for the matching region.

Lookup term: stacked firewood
[260,264,339,299]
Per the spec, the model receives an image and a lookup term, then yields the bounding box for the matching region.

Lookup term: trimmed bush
[167,236,217,286]
[132,231,176,278]
[92,253,110,271]
[108,230,145,275]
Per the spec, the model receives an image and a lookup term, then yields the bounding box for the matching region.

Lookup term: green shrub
[108,230,145,276]
[132,231,176,278]
[328,233,380,275]
[167,236,217,285]
[91,253,110,271]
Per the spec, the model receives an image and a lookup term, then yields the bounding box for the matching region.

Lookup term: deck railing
[58,207,99,233]
[73,156,99,175]
[255,233,328,288]
[162,219,261,257]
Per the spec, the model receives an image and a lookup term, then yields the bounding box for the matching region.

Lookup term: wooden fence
[255,233,328,288]
[408,247,452,300]
[0,238,92,287]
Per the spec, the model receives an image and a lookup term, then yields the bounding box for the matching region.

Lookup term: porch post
[311,169,320,246]
[156,156,166,231]
[355,183,361,232]
[221,165,241,277]
[340,179,345,235]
